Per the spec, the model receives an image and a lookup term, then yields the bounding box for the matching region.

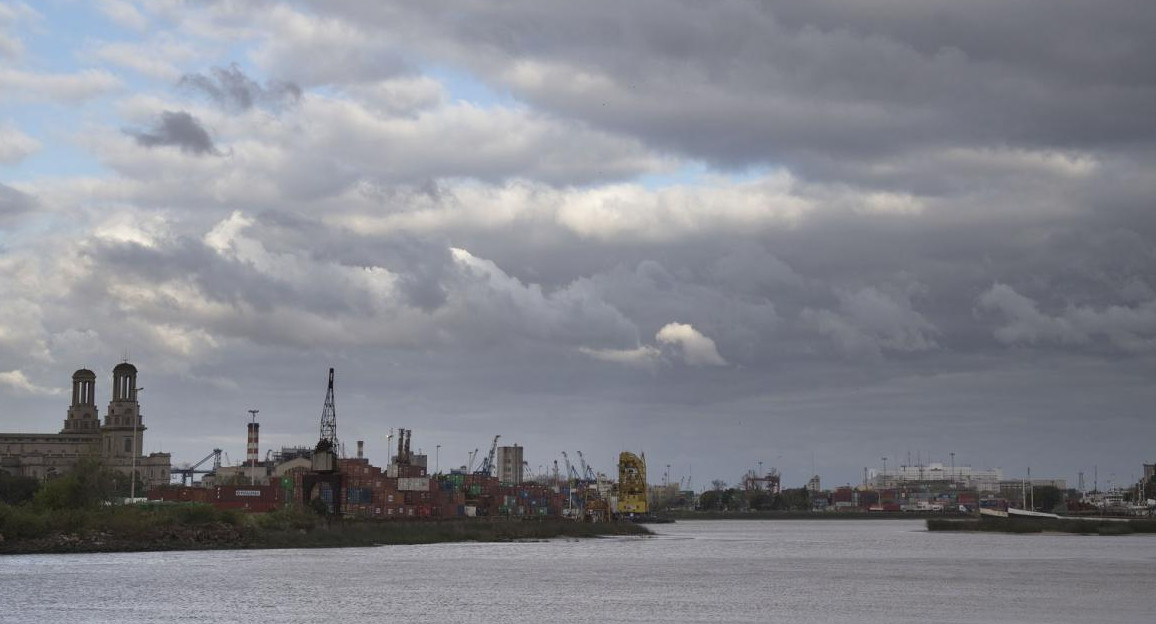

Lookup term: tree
[1032,486,1064,512]
[0,472,40,505]
[32,459,120,510]
[747,491,775,510]
[773,488,812,511]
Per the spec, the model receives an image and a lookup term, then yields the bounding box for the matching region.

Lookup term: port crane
[561,452,581,483]
[576,451,596,482]
[170,448,222,486]
[474,435,501,476]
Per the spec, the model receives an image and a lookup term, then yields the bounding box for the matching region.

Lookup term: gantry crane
[170,448,222,486]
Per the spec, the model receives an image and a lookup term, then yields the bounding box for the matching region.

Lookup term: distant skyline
[1,1,1154,489]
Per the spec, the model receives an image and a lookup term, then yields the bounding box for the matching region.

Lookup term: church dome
[72,368,96,380]
[113,362,138,375]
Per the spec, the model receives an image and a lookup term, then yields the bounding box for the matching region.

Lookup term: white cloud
[88,36,197,81]
[0,68,120,102]
[0,122,39,163]
[0,369,60,395]
[656,322,728,366]
[581,322,726,368]
[98,0,149,31]
[579,345,662,370]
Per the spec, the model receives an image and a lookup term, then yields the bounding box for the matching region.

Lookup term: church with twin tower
[0,362,171,489]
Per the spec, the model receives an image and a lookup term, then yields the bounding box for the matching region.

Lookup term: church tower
[61,369,101,434]
[101,362,145,461]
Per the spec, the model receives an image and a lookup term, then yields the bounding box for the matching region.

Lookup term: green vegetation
[927,517,1156,535]
[2,460,649,554]
[0,473,39,506]
[693,486,812,512]
[0,501,649,554]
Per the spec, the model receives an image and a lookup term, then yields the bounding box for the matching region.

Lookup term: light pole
[130,387,143,501]
[435,445,441,474]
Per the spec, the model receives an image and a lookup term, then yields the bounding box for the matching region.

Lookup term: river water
[1,520,1153,623]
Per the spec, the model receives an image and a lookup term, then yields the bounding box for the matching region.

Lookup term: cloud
[0,369,60,396]
[0,123,39,163]
[0,182,37,225]
[126,110,219,155]
[88,35,198,81]
[180,63,301,112]
[0,68,121,103]
[0,1,37,61]
[251,5,410,86]
[803,286,938,358]
[582,322,726,368]
[579,344,662,369]
[306,0,1156,187]
[656,322,728,366]
[978,283,1156,352]
[98,0,149,31]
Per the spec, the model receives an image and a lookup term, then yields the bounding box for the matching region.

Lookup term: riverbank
[927,517,1156,535]
[0,503,650,555]
[668,509,971,521]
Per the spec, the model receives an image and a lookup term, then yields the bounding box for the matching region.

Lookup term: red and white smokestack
[246,422,260,466]
[357,440,364,459]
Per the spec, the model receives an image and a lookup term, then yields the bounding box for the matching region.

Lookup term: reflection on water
[2,520,1153,623]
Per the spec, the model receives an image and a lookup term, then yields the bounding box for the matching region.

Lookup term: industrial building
[0,363,170,489]
[869,462,1003,493]
[497,444,523,485]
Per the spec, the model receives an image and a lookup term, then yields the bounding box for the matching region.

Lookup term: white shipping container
[398,477,430,491]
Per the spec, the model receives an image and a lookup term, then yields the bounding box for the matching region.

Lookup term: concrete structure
[0,363,170,488]
[497,444,523,485]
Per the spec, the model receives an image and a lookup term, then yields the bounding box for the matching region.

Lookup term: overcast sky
[2,0,1154,490]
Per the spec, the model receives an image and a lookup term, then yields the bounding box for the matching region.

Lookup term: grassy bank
[0,503,650,555]
[668,509,970,521]
[927,517,1156,535]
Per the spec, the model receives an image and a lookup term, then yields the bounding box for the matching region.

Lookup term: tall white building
[870,462,1003,492]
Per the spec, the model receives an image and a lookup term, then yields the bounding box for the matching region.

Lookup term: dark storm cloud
[179,64,302,112]
[310,0,1156,177]
[126,110,219,155]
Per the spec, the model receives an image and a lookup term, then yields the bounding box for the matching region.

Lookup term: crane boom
[476,435,501,476]
[318,368,337,448]
[577,451,595,481]
[170,448,222,486]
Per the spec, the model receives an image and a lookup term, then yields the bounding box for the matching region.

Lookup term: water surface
[2,520,1152,623]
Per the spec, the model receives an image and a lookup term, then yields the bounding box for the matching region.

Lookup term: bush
[0,503,50,539]
[0,473,40,505]
[174,504,222,525]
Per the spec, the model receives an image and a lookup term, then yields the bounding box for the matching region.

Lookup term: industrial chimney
[246,421,260,467]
